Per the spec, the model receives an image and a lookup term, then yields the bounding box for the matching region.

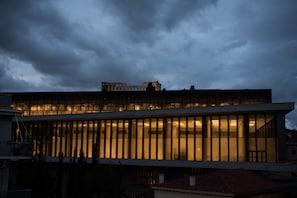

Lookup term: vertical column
[202,116,207,161]
[142,119,145,159]
[128,119,132,159]
[79,121,84,158]
[53,122,58,157]
[109,120,113,159]
[64,122,68,158]
[86,121,89,158]
[218,116,221,161]
[170,118,173,160]
[96,120,101,159]
[148,118,151,160]
[276,113,286,162]
[194,117,196,160]
[186,117,188,160]
[75,121,79,158]
[116,120,119,159]
[137,119,143,159]
[103,120,106,158]
[244,115,249,162]
[264,115,268,162]
[156,118,158,160]
[129,119,136,159]
[163,118,166,160]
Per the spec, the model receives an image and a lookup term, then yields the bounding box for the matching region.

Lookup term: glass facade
[10,90,271,116]
[9,89,292,165]
[12,113,278,163]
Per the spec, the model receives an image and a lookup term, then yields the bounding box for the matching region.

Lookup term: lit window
[212,120,219,126]
[230,120,237,127]
[249,121,255,126]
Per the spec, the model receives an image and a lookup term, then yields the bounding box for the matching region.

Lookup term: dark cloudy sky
[0,0,296,128]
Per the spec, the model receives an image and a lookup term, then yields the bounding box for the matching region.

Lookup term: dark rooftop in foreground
[152,170,283,196]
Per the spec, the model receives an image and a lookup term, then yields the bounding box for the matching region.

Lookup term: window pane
[165,118,172,160]
[211,116,219,161]
[143,119,150,159]
[266,115,277,162]
[204,117,211,161]
[229,115,238,162]
[130,119,136,159]
[220,116,228,161]
[195,117,202,161]
[238,115,245,162]
[150,118,157,160]
[172,118,179,160]
[157,118,163,160]
[187,117,194,160]
[180,117,187,160]
[137,119,143,159]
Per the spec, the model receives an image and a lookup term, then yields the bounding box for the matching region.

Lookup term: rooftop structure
[101,81,161,92]
[152,170,283,198]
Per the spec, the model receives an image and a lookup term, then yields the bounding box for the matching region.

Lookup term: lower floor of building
[12,113,282,163]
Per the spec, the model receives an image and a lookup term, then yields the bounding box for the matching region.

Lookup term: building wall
[287,144,297,162]
[0,118,12,156]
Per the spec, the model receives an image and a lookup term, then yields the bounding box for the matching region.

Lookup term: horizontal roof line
[44,157,297,172]
[0,108,22,116]
[4,89,272,94]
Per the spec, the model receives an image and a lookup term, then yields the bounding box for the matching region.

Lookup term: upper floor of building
[5,89,272,117]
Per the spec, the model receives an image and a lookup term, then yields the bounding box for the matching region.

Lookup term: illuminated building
[8,88,294,165]
[5,86,297,194]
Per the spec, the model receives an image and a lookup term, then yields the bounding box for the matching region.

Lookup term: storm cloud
[0,0,296,128]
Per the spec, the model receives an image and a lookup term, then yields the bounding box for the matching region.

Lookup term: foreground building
[0,95,32,197]
[4,85,297,196]
[8,87,295,166]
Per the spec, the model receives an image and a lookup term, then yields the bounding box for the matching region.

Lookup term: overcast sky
[0,0,296,128]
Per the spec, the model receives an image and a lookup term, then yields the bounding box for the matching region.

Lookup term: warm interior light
[158,121,163,127]
[194,120,202,127]
[179,122,185,127]
[220,102,230,106]
[135,105,140,110]
[230,120,237,126]
[249,121,255,126]
[212,120,219,126]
